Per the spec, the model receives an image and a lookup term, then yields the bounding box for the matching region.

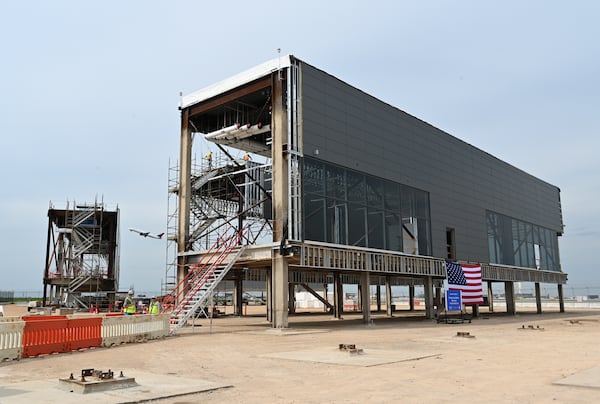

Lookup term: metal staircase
[164,165,225,296]
[192,169,218,191]
[71,229,101,259]
[67,208,95,227]
[189,168,235,249]
[164,229,247,334]
[188,216,219,245]
[60,203,104,308]
[64,274,93,308]
[163,153,273,322]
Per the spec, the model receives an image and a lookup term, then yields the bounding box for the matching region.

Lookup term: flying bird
[128,228,165,239]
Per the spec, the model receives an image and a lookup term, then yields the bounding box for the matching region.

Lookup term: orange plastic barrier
[67,317,102,351]
[22,317,69,358]
[21,316,102,358]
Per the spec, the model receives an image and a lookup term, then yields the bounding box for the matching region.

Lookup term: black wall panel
[300,62,563,264]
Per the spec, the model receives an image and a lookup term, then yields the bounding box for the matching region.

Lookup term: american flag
[446,261,483,304]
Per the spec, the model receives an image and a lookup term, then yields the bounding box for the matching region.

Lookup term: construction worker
[149,296,160,314]
[123,290,136,315]
[205,150,213,170]
[243,152,251,161]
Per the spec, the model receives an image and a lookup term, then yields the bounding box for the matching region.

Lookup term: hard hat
[151,296,156,299]
[128,290,134,295]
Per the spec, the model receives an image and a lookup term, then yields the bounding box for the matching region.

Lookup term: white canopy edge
[180,54,293,110]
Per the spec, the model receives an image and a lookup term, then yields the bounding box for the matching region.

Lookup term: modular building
[166,55,566,330]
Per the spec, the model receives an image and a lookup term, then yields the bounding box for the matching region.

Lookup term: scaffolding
[164,161,179,296]
[164,150,273,298]
[43,198,120,309]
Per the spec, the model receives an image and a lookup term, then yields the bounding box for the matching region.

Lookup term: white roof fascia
[180,54,293,110]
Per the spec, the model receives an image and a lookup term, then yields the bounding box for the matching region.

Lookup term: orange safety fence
[21,316,102,358]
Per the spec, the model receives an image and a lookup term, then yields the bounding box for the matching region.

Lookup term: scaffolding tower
[43,198,120,309]
[164,150,273,300]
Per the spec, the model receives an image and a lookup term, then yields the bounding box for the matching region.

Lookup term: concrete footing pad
[58,375,138,394]
[554,366,600,389]
[0,371,231,403]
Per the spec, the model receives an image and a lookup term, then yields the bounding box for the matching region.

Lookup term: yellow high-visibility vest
[124,296,136,314]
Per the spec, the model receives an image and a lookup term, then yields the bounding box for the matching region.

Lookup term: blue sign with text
[446,289,462,311]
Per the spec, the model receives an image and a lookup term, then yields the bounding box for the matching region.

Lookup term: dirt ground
[1,304,600,403]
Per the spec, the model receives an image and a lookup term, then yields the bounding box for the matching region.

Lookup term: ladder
[164,229,247,334]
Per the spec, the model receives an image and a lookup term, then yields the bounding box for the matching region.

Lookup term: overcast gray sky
[1,1,598,294]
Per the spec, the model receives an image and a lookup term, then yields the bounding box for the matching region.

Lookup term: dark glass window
[385,212,402,251]
[486,210,560,271]
[303,160,325,196]
[415,191,429,219]
[366,177,384,209]
[348,203,367,247]
[302,157,431,255]
[304,194,325,242]
[326,199,347,245]
[367,208,384,249]
[384,182,400,211]
[346,170,365,204]
[326,165,346,200]
[400,186,416,219]
[417,218,431,256]
[487,212,500,263]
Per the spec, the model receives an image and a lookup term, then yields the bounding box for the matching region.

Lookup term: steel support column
[423,276,434,319]
[434,286,441,312]
[386,275,393,317]
[271,70,289,328]
[234,276,243,316]
[333,272,343,319]
[361,271,371,324]
[288,283,296,314]
[505,281,516,315]
[558,283,565,313]
[177,109,192,301]
[535,282,542,314]
[266,270,272,321]
[487,281,494,312]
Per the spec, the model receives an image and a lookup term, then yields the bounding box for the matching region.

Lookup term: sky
[1,1,599,294]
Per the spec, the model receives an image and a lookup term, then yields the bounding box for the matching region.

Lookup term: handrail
[169,246,246,334]
[169,229,245,317]
[161,226,247,313]
[160,230,231,310]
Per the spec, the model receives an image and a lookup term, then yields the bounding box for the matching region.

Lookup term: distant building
[168,55,567,329]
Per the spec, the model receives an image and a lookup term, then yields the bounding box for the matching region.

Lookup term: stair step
[167,239,246,334]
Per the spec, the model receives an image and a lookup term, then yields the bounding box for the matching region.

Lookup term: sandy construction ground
[1,304,600,403]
